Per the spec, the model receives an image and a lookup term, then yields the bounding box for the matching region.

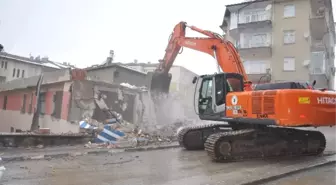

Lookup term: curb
[124,144,181,152]
[240,160,336,185]
[1,144,181,162]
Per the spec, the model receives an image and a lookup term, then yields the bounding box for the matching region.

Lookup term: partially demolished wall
[0,74,199,144]
[69,80,196,139]
[68,80,149,126]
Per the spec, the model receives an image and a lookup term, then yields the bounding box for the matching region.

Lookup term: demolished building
[0,68,153,133]
[0,67,190,137]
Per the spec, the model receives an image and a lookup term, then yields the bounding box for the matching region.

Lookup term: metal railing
[238,11,271,24]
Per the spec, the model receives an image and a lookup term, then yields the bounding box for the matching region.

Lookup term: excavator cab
[196,72,244,121]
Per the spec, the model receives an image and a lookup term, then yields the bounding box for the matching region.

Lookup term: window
[251,34,267,47]
[12,68,16,77]
[283,57,296,71]
[215,75,225,105]
[16,69,20,78]
[39,92,46,115]
[243,9,268,23]
[51,93,57,116]
[2,96,7,110]
[227,77,244,92]
[4,62,7,69]
[201,79,213,98]
[113,71,120,78]
[28,93,33,114]
[243,61,269,74]
[21,94,27,113]
[1,61,3,68]
[22,70,25,78]
[199,78,213,114]
[242,33,269,48]
[284,4,295,18]
[310,52,326,74]
[284,30,295,44]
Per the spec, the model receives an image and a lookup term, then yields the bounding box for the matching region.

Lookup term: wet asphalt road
[1,127,336,185]
[263,163,336,185]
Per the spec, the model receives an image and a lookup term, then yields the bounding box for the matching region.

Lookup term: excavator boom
[148,21,252,97]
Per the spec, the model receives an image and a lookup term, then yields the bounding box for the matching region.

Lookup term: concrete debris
[120,83,137,89]
[80,109,181,149]
[77,81,200,149]
[120,82,147,91]
[79,120,98,130]
[30,155,44,160]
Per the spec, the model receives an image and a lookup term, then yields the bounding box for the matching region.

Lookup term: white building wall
[0,59,45,82]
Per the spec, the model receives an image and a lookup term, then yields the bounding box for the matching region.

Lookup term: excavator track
[177,123,231,150]
[204,127,326,162]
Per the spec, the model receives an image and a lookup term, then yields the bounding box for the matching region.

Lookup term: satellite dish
[265,4,272,11]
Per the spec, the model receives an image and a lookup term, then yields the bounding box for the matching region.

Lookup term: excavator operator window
[200,79,213,98]
[227,77,244,92]
[199,78,213,114]
[215,75,225,106]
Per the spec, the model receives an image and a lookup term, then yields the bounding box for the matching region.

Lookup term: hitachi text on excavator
[146,21,336,162]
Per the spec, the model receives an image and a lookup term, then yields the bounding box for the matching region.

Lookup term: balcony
[237,32,272,58]
[309,74,329,88]
[310,39,325,52]
[238,10,272,29]
[243,61,271,83]
[310,51,328,78]
[309,0,329,40]
[310,14,328,40]
[238,43,272,58]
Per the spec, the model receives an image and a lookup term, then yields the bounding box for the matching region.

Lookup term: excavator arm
[148,21,252,96]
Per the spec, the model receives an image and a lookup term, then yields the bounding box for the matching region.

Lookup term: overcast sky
[0,0,335,77]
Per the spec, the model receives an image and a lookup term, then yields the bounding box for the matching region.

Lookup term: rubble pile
[81,82,202,149]
[80,109,185,149]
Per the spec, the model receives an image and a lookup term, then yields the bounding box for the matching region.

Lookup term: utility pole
[30,74,44,131]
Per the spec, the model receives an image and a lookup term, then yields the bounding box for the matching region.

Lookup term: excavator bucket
[146,71,172,96]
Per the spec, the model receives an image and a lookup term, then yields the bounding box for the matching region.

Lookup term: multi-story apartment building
[0,52,75,83]
[220,0,335,89]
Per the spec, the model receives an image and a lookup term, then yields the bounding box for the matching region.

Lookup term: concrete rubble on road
[79,112,185,149]
[79,82,193,149]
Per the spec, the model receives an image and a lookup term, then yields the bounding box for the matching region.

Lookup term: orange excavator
[147,21,336,162]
